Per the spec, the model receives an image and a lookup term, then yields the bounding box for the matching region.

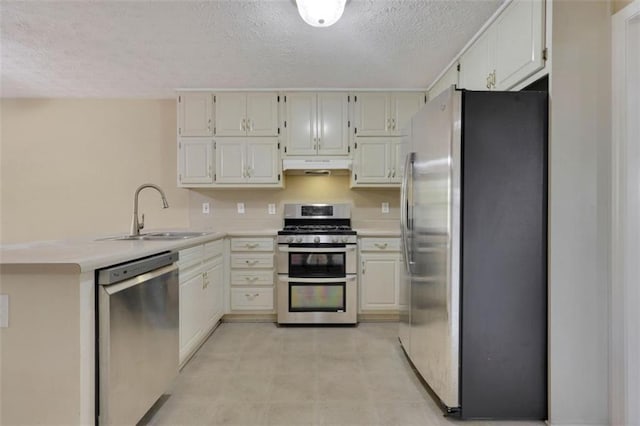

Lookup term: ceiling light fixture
[296,0,347,28]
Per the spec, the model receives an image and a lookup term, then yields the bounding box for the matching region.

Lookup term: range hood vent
[282,159,352,175]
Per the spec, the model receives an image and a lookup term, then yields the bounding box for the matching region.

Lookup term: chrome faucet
[130,184,169,236]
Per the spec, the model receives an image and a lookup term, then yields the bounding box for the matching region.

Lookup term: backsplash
[188,175,400,231]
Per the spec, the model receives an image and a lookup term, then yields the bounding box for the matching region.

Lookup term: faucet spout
[130,183,169,236]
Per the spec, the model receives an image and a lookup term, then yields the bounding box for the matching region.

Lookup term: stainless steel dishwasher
[97,251,179,425]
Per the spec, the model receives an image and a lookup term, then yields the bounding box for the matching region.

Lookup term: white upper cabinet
[459,30,494,90]
[317,93,350,155]
[178,138,214,185]
[493,0,545,90]
[352,137,406,186]
[392,93,426,135]
[354,92,425,137]
[459,0,545,91]
[284,93,317,156]
[177,92,213,137]
[215,137,280,185]
[215,92,279,137]
[354,93,391,136]
[284,92,349,156]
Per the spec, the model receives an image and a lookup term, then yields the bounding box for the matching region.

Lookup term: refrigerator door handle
[401,152,415,273]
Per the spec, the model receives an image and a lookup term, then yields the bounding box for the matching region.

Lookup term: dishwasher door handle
[103,264,178,295]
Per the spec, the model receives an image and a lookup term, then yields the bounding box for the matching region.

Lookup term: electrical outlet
[268,203,276,215]
[382,202,390,214]
[237,203,245,214]
[0,295,8,328]
[202,202,210,214]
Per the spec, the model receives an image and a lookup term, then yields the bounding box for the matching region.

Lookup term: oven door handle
[277,246,356,253]
[277,276,357,283]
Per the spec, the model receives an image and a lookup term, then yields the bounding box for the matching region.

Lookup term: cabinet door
[493,0,545,90]
[354,93,391,136]
[360,253,400,310]
[392,93,425,136]
[202,259,224,326]
[429,63,459,100]
[215,93,247,136]
[178,92,213,137]
[179,273,204,353]
[354,139,391,183]
[390,139,406,183]
[285,93,317,155]
[246,93,279,136]
[317,92,349,156]
[215,138,246,183]
[246,138,279,183]
[459,29,494,90]
[178,138,213,185]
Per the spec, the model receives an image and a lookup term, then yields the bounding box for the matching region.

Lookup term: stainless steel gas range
[276,203,357,325]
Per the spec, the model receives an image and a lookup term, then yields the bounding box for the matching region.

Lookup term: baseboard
[358,311,400,322]
[222,313,277,323]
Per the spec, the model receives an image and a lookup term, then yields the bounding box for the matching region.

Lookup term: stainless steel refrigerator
[399,87,547,420]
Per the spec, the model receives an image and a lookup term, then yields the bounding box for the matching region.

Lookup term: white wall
[548,1,612,424]
[0,99,190,244]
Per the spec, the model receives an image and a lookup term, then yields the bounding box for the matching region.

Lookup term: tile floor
[145,322,545,426]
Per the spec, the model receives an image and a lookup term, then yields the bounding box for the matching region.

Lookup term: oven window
[289,252,345,277]
[289,282,346,312]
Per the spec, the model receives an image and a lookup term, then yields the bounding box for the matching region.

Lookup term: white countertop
[355,229,401,237]
[1,228,400,272]
[0,230,225,272]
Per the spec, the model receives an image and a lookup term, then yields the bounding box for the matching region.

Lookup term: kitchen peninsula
[0,232,224,425]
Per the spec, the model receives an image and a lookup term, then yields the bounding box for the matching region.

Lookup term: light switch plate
[237,203,245,214]
[382,202,390,214]
[268,203,276,215]
[0,295,8,328]
[202,202,210,214]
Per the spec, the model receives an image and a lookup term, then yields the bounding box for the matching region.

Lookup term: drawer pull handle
[245,260,259,265]
[374,243,388,249]
[245,276,258,281]
[244,293,260,300]
[245,243,259,249]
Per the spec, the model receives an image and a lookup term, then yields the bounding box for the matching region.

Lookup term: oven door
[277,276,357,324]
[277,245,357,276]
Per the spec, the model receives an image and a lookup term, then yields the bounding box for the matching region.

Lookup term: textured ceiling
[1,0,502,98]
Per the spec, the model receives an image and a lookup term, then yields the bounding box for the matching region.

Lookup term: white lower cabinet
[359,238,401,312]
[178,239,224,366]
[229,237,275,313]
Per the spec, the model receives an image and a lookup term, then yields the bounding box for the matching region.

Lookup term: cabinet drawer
[360,238,401,252]
[231,253,274,269]
[204,239,224,260]
[231,287,274,310]
[231,270,274,286]
[230,237,274,252]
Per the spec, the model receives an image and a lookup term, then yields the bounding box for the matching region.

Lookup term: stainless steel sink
[97,232,210,241]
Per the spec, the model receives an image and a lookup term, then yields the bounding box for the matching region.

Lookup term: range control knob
[341,236,349,243]
[286,237,294,243]
[331,236,339,243]
[295,237,303,243]
[314,236,320,244]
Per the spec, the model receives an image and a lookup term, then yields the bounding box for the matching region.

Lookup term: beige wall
[189,175,400,231]
[0,99,190,244]
[548,0,612,424]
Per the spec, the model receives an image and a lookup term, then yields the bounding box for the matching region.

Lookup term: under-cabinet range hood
[282,159,352,175]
